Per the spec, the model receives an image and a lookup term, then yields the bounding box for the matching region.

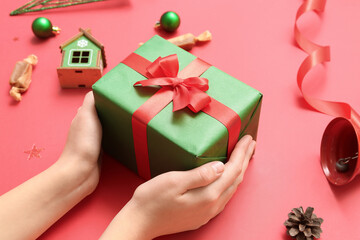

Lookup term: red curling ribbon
[295,0,353,118]
[295,0,360,185]
[294,0,327,55]
[122,53,241,179]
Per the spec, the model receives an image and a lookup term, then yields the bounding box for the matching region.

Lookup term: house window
[71,50,90,64]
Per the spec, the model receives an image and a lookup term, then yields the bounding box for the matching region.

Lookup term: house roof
[60,28,107,68]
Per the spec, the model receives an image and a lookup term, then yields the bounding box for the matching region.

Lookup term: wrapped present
[92,35,262,180]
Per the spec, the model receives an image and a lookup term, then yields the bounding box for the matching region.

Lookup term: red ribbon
[134,54,211,113]
[295,0,355,118]
[295,0,356,119]
[122,53,241,179]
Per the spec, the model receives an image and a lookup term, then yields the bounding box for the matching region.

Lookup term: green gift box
[92,35,262,179]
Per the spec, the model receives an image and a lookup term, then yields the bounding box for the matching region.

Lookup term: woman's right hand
[101,135,256,240]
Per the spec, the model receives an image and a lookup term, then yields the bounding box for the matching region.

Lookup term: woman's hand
[0,91,103,240]
[58,91,102,196]
[101,135,256,240]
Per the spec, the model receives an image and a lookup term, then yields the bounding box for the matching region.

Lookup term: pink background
[1,0,360,239]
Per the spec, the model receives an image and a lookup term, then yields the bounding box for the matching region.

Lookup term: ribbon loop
[134,55,211,112]
[147,55,179,78]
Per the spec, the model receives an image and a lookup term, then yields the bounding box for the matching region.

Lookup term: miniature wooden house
[57,28,107,88]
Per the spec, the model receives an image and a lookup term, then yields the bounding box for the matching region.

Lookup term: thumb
[78,91,99,120]
[181,161,225,191]
[82,91,96,110]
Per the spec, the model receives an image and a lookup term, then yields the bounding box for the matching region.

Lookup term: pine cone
[284,207,323,240]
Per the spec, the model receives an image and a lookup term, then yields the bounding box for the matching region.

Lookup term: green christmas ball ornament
[155,11,180,32]
[31,17,60,38]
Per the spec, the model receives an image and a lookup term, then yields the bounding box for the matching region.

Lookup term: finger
[233,140,256,186]
[78,92,100,123]
[228,135,253,163]
[246,140,256,160]
[180,138,254,206]
[179,161,225,191]
[214,140,256,215]
[210,135,253,193]
[81,91,96,111]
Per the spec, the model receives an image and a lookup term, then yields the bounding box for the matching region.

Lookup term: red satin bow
[134,54,211,113]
